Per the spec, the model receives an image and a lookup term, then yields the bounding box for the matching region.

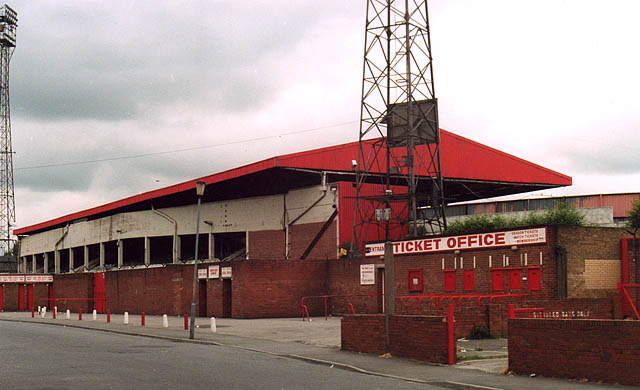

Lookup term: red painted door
[0,285,3,311]
[93,272,106,312]
[18,285,25,310]
[27,285,34,311]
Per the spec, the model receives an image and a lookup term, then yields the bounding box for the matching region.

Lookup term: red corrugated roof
[14,129,571,235]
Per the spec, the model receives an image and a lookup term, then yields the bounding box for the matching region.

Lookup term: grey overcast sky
[9,0,640,229]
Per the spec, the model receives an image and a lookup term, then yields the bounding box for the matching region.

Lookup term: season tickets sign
[365,227,547,257]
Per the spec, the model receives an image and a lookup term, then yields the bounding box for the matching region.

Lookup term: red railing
[394,292,545,313]
[618,283,640,320]
[300,294,382,321]
[507,304,545,319]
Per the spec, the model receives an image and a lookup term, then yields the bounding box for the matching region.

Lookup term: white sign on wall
[0,275,25,283]
[25,275,53,283]
[360,264,375,285]
[208,265,220,279]
[365,227,547,257]
[197,268,208,279]
[221,267,232,279]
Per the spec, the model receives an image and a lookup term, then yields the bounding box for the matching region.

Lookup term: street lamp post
[189,180,206,339]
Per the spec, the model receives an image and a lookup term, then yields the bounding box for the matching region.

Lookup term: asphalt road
[0,321,444,390]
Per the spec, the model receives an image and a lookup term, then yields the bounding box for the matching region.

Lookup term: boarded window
[509,269,522,290]
[444,270,456,292]
[528,267,541,291]
[491,270,504,292]
[463,270,475,291]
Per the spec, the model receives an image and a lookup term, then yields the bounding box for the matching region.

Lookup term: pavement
[0,310,634,390]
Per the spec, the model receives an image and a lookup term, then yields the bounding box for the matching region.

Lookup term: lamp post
[189,180,206,339]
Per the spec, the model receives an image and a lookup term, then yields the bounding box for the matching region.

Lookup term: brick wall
[509,319,640,386]
[247,221,338,260]
[327,258,383,315]
[229,259,328,318]
[489,298,615,337]
[341,314,386,355]
[103,266,192,315]
[341,314,449,364]
[52,273,93,312]
[1,284,19,310]
[557,226,627,298]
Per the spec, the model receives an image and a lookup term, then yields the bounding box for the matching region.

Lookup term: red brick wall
[228,259,329,318]
[341,314,386,355]
[393,239,556,298]
[103,266,192,315]
[247,221,338,260]
[248,230,285,259]
[490,298,615,337]
[290,221,338,260]
[509,319,640,386]
[1,284,20,310]
[341,314,449,364]
[52,274,93,313]
[327,258,383,315]
[389,315,449,363]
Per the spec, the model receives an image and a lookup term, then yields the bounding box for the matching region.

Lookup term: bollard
[31,308,34,318]
[92,309,97,321]
[184,314,188,330]
[210,317,216,333]
[107,309,111,323]
[124,311,129,325]
[41,307,47,318]
[79,308,83,321]
[162,314,169,328]
[53,306,57,320]
[141,312,146,327]
[66,309,70,320]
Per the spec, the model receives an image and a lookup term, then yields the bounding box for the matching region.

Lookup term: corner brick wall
[509,319,640,386]
[341,314,449,364]
[341,314,386,355]
[389,315,449,363]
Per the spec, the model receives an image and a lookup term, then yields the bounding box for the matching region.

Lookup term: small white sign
[360,264,375,285]
[197,268,208,279]
[0,275,25,283]
[208,265,220,279]
[25,275,53,283]
[221,267,232,279]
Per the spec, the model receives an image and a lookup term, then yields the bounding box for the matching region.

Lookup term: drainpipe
[151,204,179,263]
[285,174,329,258]
[54,224,69,248]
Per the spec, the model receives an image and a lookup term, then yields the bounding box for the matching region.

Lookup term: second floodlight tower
[352,0,446,250]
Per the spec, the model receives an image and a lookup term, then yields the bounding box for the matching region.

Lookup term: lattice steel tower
[0,4,16,255]
[353,0,445,249]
